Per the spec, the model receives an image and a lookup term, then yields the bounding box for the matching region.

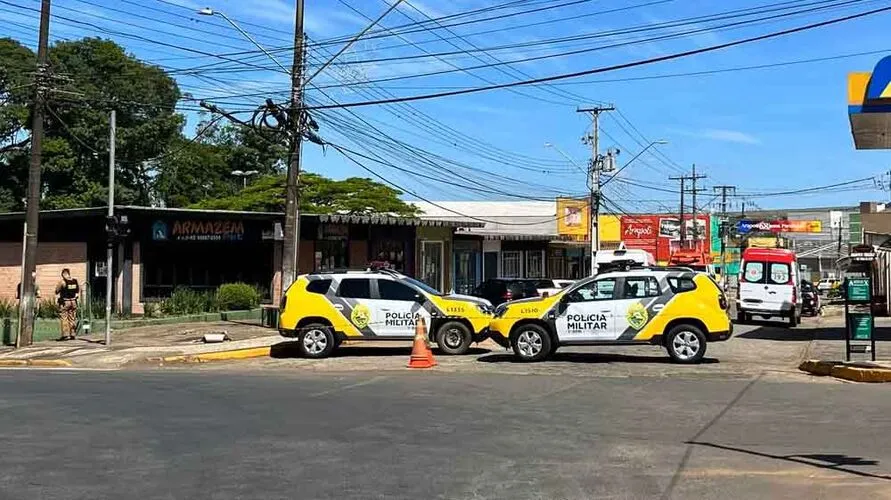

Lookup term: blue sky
[3,0,891,212]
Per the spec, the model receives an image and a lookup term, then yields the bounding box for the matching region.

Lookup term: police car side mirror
[414,293,425,303]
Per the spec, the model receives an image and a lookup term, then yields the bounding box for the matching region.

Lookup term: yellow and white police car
[279,269,494,358]
[488,268,731,363]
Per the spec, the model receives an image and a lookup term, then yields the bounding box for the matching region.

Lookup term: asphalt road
[2,370,891,499]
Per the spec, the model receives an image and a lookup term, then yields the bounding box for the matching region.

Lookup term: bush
[0,298,16,318]
[143,302,158,318]
[217,283,260,311]
[36,298,60,319]
[160,287,219,316]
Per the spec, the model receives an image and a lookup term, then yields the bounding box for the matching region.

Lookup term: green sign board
[847,279,871,302]
[849,313,873,340]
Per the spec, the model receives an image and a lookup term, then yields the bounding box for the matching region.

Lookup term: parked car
[736,247,802,327]
[800,280,821,317]
[533,278,575,297]
[488,268,732,364]
[816,278,839,295]
[278,269,493,358]
[473,279,541,306]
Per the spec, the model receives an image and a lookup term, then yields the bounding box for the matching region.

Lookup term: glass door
[420,241,444,292]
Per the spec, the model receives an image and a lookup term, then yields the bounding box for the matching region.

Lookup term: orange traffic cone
[408,316,437,369]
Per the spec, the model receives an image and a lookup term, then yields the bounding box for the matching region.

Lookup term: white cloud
[700,129,761,145]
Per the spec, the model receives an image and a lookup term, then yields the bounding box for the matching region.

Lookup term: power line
[306,5,891,110]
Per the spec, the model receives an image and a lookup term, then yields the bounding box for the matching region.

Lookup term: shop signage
[850,244,876,262]
[849,313,873,340]
[847,278,871,302]
[620,215,710,262]
[319,223,349,240]
[736,219,822,234]
[556,198,589,239]
[152,220,245,242]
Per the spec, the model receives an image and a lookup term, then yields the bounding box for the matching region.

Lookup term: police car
[279,269,494,358]
[488,268,732,363]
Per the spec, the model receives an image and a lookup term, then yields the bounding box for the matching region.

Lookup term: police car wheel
[436,321,473,355]
[299,324,335,359]
[511,324,551,362]
[666,325,706,364]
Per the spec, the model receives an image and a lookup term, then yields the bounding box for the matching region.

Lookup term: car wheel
[298,323,336,359]
[666,324,707,364]
[511,324,552,362]
[436,321,473,355]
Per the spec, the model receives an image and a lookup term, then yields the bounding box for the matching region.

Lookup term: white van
[594,248,656,273]
[737,247,801,327]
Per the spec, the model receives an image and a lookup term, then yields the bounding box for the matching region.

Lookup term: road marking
[309,375,389,398]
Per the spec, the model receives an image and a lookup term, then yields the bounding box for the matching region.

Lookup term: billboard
[620,215,710,262]
[556,198,589,240]
[736,220,823,234]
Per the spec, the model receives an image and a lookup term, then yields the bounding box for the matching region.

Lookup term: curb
[153,346,272,364]
[0,358,72,368]
[799,360,891,383]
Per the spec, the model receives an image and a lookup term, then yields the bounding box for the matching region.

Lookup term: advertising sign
[736,219,822,234]
[152,220,246,242]
[620,216,658,255]
[620,215,711,262]
[556,198,589,240]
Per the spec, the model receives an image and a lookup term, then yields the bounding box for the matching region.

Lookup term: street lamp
[544,142,586,175]
[197,8,290,73]
[231,169,259,188]
[600,140,668,188]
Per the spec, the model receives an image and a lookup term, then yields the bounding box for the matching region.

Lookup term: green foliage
[142,302,158,318]
[160,287,219,316]
[217,283,260,311]
[0,298,16,318]
[192,173,418,216]
[36,298,60,319]
[1,37,183,210]
[90,293,107,320]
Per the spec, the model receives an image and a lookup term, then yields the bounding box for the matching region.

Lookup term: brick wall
[0,242,88,302]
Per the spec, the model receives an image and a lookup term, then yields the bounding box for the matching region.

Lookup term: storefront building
[0,207,475,315]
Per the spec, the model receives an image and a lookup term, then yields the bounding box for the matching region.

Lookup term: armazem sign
[152,220,245,242]
[736,220,822,234]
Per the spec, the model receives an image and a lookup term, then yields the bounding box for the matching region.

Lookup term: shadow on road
[477,351,719,365]
[270,341,491,359]
[690,441,891,481]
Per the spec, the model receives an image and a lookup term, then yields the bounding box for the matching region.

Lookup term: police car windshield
[400,277,443,296]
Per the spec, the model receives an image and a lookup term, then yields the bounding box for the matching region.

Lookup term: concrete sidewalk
[0,321,280,368]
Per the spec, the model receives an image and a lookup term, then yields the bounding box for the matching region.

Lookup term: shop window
[501,251,521,279]
[316,239,347,272]
[526,250,545,278]
[370,240,405,272]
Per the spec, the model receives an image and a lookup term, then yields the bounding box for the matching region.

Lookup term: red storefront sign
[621,215,710,262]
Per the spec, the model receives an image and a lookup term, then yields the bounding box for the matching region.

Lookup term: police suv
[279,270,494,358]
[488,268,732,363]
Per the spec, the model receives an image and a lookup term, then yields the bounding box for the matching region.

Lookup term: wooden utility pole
[19,0,52,347]
[689,164,707,242]
[281,0,306,297]
[713,185,736,287]
[577,105,614,276]
[670,175,687,243]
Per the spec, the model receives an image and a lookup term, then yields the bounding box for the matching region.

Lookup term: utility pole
[19,0,52,347]
[577,105,614,276]
[669,175,687,244]
[689,164,707,243]
[281,0,306,295]
[714,185,736,288]
[105,110,115,346]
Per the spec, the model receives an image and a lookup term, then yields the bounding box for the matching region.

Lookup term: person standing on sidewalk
[54,269,80,341]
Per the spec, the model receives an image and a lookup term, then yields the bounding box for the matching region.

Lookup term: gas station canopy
[849,55,891,150]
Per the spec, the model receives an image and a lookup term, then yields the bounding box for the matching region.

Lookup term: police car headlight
[476,303,494,315]
[494,304,508,318]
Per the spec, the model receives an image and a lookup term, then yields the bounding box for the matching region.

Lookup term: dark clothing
[58,278,79,301]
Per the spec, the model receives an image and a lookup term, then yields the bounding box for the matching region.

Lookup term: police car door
[611,275,663,341]
[373,279,430,337]
[556,278,618,341]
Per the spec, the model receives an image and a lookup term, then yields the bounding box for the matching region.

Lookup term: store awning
[454,230,555,241]
[317,214,483,228]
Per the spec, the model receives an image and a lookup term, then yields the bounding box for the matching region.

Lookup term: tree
[0,37,183,210]
[191,173,419,216]
[0,38,35,211]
